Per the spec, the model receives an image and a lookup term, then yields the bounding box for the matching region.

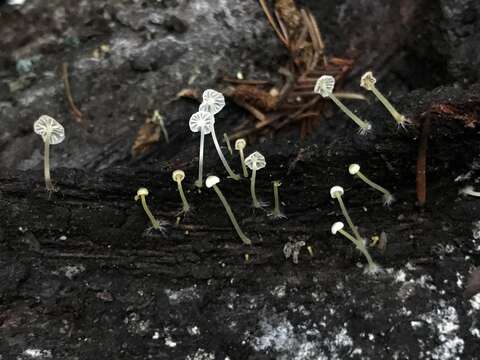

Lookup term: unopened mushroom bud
[135,187,164,231]
[360,71,408,127]
[206,175,251,245]
[33,115,65,192]
[349,164,394,206]
[314,75,372,135]
[330,186,363,242]
[172,170,190,213]
[245,151,267,208]
[235,138,248,178]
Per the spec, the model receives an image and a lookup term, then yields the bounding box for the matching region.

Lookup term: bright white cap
[172,170,185,182]
[33,115,65,144]
[314,75,335,98]
[360,71,377,91]
[235,138,246,150]
[331,222,345,234]
[135,187,149,200]
[245,151,266,171]
[330,186,344,198]
[205,175,220,188]
[199,89,225,115]
[348,164,361,175]
[189,111,214,134]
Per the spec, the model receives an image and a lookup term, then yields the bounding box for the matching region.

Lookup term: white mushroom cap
[235,138,246,150]
[330,185,344,198]
[33,115,65,144]
[245,151,266,171]
[360,71,377,91]
[135,187,149,200]
[314,75,336,98]
[205,175,220,188]
[189,111,214,134]
[331,221,345,234]
[199,89,226,115]
[348,164,361,175]
[172,170,185,182]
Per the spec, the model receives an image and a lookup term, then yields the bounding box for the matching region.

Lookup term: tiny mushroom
[314,75,372,134]
[234,138,249,178]
[268,180,286,219]
[172,170,191,213]
[134,187,164,231]
[245,151,267,208]
[33,115,65,192]
[189,111,214,188]
[206,175,252,245]
[349,163,394,206]
[331,221,378,273]
[330,186,363,242]
[360,71,408,127]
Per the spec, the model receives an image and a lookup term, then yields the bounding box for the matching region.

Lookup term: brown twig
[416,117,431,206]
[62,62,83,123]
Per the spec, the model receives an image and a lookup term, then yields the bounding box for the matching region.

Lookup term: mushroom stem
[370,86,406,125]
[239,148,248,177]
[176,181,190,213]
[212,184,251,245]
[338,228,377,270]
[334,194,363,242]
[139,195,161,229]
[269,181,286,218]
[328,94,371,133]
[44,140,54,191]
[211,129,240,180]
[223,133,233,155]
[250,168,261,208]
[355,170,394,206]
[195,128,206,188]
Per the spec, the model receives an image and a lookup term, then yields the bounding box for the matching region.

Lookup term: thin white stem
[335,195,363,243]
[195,128,205,188]
[329,94,370,130]
[239,149,248,177]
[338,229,377,270]
[224,133,233,155]
[140,196,160,229]
[177,181,190,212]
[251,168,260,208]
[356,171,392,199]
[211,129,240,180]
[44,140,54,191]
[213,184,251,245]
[371,86,405,125]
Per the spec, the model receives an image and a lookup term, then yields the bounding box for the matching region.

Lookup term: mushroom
[330,186,363,242]
[348,164,394,206]
[134,187,164,231]
[206,175,252,245]
[33,115,65,192]
[245,151,267,208]
[198,90,240,181]
[360,71,408,127]
[268,180,286,219]
[234,138,248,178]
[314,75,372,135]
[189,111,214,188]
[172,170,190,213]
[331,221,378,273]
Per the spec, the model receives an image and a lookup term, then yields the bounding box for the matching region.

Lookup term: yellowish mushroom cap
[348,164,361,175]
[330,186,344,199]
[360,71,377,91]
[172,170,185,182]
[135,187,149,201]
[235,138,246,150]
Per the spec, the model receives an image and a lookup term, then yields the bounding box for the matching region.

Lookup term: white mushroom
[348,163,394,206]
[314,75,372,134]
[189,111,214,188]
[330,185,363,242]
[172,170,190,213]
[33,115,65,192]
[245,151,267,208]
[134,187,164,231]
[235,138,248,178]
[199,89,226,114]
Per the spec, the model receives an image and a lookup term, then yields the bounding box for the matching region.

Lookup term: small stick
[416,118,431,206]
[62,63,83,123]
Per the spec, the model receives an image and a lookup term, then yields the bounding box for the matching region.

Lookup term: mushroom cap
[235,138,246,150]
[135,187,149,200]
[199,89,225,115]
[33,115,65,145]
[331,221,345,234]
[348,163,361,175]
[172,169,185,182]
[330,185,344,198]
[273,180,282,186]
[205,175,220,188]
[314,75,336,98]
[189,111,214,134]
[360,71,377,91]
[245,151,266,171]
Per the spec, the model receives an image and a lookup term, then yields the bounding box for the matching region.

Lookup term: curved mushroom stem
[140,195,161,229]
[211,129,240,180]
[334,195,363,243]
[212,184,251,245]
[338,228,377,270]
[44,140,54,192]
[355,171,394,206]
[176,180,190,213]
[250,168,261,208]
[195,128,206,188]
[328,94,371,132]
[370,86,406,125]
[239,148,248,178]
